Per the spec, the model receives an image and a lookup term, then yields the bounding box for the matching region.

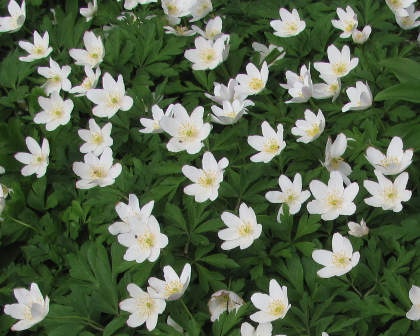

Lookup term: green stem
[180,299,206,336]
[9,217,37,231]
[339,275,362,298]
[309,98,318,112]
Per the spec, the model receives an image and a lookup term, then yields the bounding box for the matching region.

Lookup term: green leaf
[199,254,239,269]
[380,58,420,82]
[374,82,420,103]
[103,317,126,336]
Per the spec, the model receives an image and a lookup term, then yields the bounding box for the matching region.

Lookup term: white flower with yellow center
[208,290,245,322]
[80,0,97,21]
[218,202,262,250]
[192,16,222,40]
[291,109,325,143]
[364,170,411,212]
[314,44,359,81]
[140,104,174,133]
[323,133,352,186]
[270,8,306,37]
[3,283,49,331]
[386,0,416,17]
[247,121,286,163]
[164,25,196,36]
[211,99,246,125]
[285,66,313,104]
[162,0,195,19]
[406,285,420,320]
[352,25,372,44]
[117,215,168,263]
[87,72,133,118]
[69,65,101,97]
[348,219,369,237]
[18,31,52,62]
[119,284,166,331]
[69,31,104,67]
[15,137,49,178]
[312,232,360,278]
[37,58,72,95]
[307,171,359,221]
[190,0,213,22]
[280,64,310,90]
[34,90,74,131]
[205,78,254,108]
[365,136,413,175]
[235,61,269,95]
[250,279,290,323]
[148,264,191,301]
[0,0,25,33]
[396,4,420,29]
[342,81,372,112]
[160,103,212,154]
[184,35,227,70]
[313,76,341,101]
[252,42,286,67]
[331,6,358,38]
[78,118,113,155]
[182,151,228,202]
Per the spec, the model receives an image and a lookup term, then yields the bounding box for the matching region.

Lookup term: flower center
[91,132,103,145]
[263,138,280,154]
[332,62,348,76]
[332,252,350,268]
[381,186,398,203]
[179,123,198,142]
[81,77,94,90]
[90,166,106,179]
[167,4,180,15]
[205,29,221,39]
[281,189,299,204]
[268,300,285,317]
[32,44,45,55]
[140,297,155,313]
[176,26,188,34]
[200,48,217,63]
[165,280,183,296]
[401,17,413,27]
[329,83,339,93]
[324,192,344,209]
[137,229,156,249]
[380,156,400,167]
[106,92,121,107]
[32,154,46,165]
[248,78,264,91]
[305,124,320,138]
[51,104,64,119]
[196,1,211,14]
[238,222,252,236]
[345,20,356,32]
[285,21,298,34]
[387,0,402,9]
[198,171,217,188]
[331,156,344,169]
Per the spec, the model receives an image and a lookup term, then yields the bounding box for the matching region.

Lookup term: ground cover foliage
[1,0,420,335]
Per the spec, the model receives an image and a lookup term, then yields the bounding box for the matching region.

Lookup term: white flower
[312,232,360,278]
[69,65,101,96]
[323,133,352,186]
[280,64,310,90]
[314,44,359,81]
[164,25,196,36]
[160,103,212,154]
[182,151,228,202]
[285,67,313,103]
[396,4,420,29]
[0,0,25,33]
[348,219,369,237]
[265,173,311,222]
[211,99,246,125]
[205,79,254,108]
[189,0,213,22]
[291,109,325,143]
[78,119,113,155]
[241,322,286,336]
[118,215,168,263]
[235,62,269,95]
[37,58,72,95]
[250,279,291,323]
[247,121,286,163]
[342,81,372,112]
[167,316,188,334]
[72,147,122,189]
[307,171,359,221]
[15,137,49,178]
[80,0,97,22]
[148,264,191,300]
[331,6,358,38]
[312,77,341,101]
[208,290,244,322]
[3,283,49,331]
[407,285,420,320]
[69,31,104,67]
[184,35,227,70]
[191,16,222,40]
[364,170,411,212]
[123,0,156,10]
[386,0,416,17]
[365,136,413,175]
[218,202,262,250]
[270,8,306,37]
[140,104,174,133]
[87,72,133,118]
[18,31,52,62]
[34,90,73,131]
[352,25,372,44]
[162,0,196,24]
[109,195,154,235]
[252,42,285,67]
[119,284,166,331]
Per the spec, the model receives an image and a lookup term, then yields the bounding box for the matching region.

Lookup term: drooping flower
[210,99,246,125]
[323,133,352,186]
[14,137,49,178]
[184,35,228,70]
[218,202,262,250]
[247,121,286,163]
[250,279,291,323]
[385,0,416,17]
[69,31,104,67]
[69,65,101,96]
[241,322,286,336]
[37,58,72,95]
[119,284,166,331]
[182,151,228,202]
[160,103,212,154]
[291,109,325,143]
[314,44,359,81]
[192,16,222,40]
[78,118,113,155]
[395,4,420,29]
[365,136,413,175]
[235,61,268,95]
[363,170,411,212]
[0,0,25,33]
[3,283,49,331]
[18,31,52,62]
[307,171,359,220]
[148,264,191,300]
[164,25,196,36]
[352,25,372,44]
[348,219,369,237]
[189,0,213,22]
[312,232,360,278]
[252,42,285,67]
[331,6,358,38]
[270,8,306,37]
[208,290,245,322]
[72,147,122,189]
[87,72,133,118]
[118,215,168,263]
[407,285,420,320]
[312,77,341,101]
[139,104,174,133]
[80,0,98,22]
[34,90,74,131]
[342,81,372,112]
